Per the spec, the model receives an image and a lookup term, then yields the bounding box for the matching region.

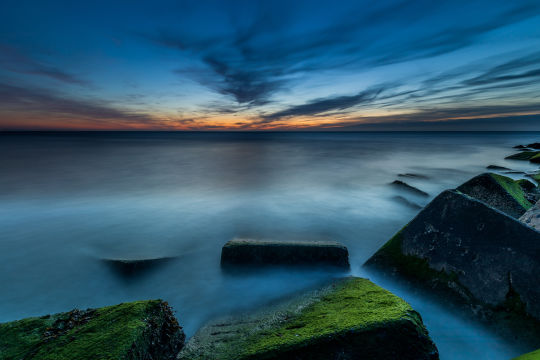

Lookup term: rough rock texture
[220,239,350,269]
[0,300,185,360]
[365,190,540,321]
[178,277,438,360]
[520,200,540,231]
[514,348,540,359]
[456,173,532,218]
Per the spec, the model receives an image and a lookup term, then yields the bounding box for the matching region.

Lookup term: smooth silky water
[1,131,538,359]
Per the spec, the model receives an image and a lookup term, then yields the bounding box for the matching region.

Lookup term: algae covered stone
[178,277,438,360]
[0,300,185,360]
[221,238,350,269]
[513,348,540,360]
[505,151,540,161]
[457,172,532,218]
[365,189,540,321]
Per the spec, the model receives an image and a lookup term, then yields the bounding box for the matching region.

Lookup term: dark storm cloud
[149,1,540,108]
[0,44,89,86]
[0,83,155,126]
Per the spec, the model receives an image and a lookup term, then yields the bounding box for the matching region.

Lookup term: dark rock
[392,195,422,210]
[520,200,540,231]
[506,151,540,161]
[102,256,175,276]
[398,173,430,179]
[513,145,528,149]
[220,239,349,269]
[390,180,429,197]
[456,173,532,218]
[486,165,511,170]
[517,178,537,192]
[365,190,540,323]
[178,277,439,360]
[527,143,540,149]
[0,300,185,360]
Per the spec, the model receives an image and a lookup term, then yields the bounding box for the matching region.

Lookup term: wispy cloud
[0,44,89,86]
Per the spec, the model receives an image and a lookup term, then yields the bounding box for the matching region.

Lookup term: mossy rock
[506,151,540,161]
[0,300,185,360]
[365,190,540,324]
[178,277,438,360]
[221,239,350,269]
[517,179,537,192]
[456,173,532,218]
[513,348,540,359]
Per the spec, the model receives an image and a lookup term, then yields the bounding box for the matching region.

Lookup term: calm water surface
[1,131,539,359]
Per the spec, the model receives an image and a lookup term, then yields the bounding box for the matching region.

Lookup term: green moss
[505,151,540,160]
[530,153,540,163]
[513,349,540,360]
[0,300,164,360]
[490,173,532,210]
[0,315,60,359]
[369,226,460,285]
[179,277,435,360]
[243,278,415,356]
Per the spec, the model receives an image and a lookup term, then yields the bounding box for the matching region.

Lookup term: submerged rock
[220,239,350,269]
[365,190,540,323]
[456,173,532,218]
[392,195,422,210]
[0,300,185,360]
[398,173,430,179]
[505,151,540,162]
[178,277,439,360]
[390,180,429,197]
[102,256,175,276]
[486,165,511,170]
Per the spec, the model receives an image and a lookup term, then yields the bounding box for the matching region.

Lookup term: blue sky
[1,0,540,130]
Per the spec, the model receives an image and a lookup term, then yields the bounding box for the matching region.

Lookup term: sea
[1,131,539,359]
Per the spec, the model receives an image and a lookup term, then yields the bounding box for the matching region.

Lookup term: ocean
[1,131,539,359]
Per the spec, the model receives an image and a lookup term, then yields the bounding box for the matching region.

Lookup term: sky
[1,0,540,131]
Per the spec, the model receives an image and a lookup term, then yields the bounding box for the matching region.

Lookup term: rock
[398,173,430,179]
[513,348,540,359]
[0,300,185,360]
[390,180,429,197]
[456,173,532,218]
[514,145,529,149]
[506,151,540,161]
[102,256,175,276]
[527,143,540,149]
[365,190,540,323]
[220,239,349,269]
[517,178,537,191]
[178,277,439,360]
[392,195,423,210]
[486,165,511,170]
[520,200,540,231]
